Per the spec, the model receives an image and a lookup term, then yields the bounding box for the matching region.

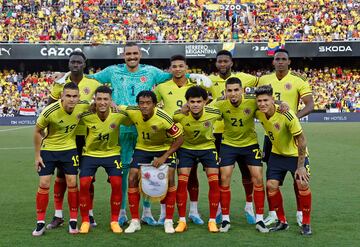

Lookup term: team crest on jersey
[151,125,158,131]
[157,172,166,180]
[203,120,211,128]
[140,76,147,83]
[83,87,91,95]
[274,123,281,130]
[244,108,251,115]
[285,83,292,90]
[110,123,116,129]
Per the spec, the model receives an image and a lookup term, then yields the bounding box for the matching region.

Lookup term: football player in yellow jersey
[154,55,203,225]
[47,51,101,230]
[124,91,183,234]
[173,86,221,233]
[255,85,312,236]
[78,86,132,234]
[32,82,89,236]
[209,50,259,224]
[258,49,314,226]
[214,77,268,233]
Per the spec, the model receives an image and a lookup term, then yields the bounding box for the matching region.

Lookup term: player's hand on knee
[35,156,45,172]
[295,167,310,184]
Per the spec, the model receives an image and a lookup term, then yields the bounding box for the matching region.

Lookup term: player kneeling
[124,91,184,234]
[255,85,312,236]
[78,86,131,234]
[32,82,89,236]
[173,86,221,233]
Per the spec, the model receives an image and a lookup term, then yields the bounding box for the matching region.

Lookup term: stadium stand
[1,67,359,115]
[0,0,358,43]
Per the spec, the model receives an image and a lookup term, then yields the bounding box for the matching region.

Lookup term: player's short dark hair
[95,85,112,96]
[185,86,208,101]
[274,49,289,57]
[170,54,186,63]
[216,50,232,59]
[63,82,79,91]
[136,90,157,104]
[226,77,242,87]
[255,85,273,97]
[125,42,139,50]
[69,50,86,61]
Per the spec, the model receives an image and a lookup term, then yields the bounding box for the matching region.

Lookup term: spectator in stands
[0,0,358,43]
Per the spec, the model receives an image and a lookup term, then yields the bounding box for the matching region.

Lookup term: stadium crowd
[1,66,359,115]
[0,0,359,43]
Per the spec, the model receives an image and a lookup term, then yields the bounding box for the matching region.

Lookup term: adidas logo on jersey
[185,123,190,126]
[168,91,173,95]
[59,120,64,123]
[226,110,231,113]
[214,82,219,86]
[92,126,96,129]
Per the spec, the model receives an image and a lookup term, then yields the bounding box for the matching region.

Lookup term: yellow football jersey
[80,111,131,158]
[36,100,89,151]
[208,72,258,133]
[214,96,258,148]
[125,106,182,152]
[255,107,303,157]
[154,79,194,117]
[257,71,312,113]
[173,106,222,150]
[50,75,101,136]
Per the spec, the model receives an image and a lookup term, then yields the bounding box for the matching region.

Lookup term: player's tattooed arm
[294,132,309,184]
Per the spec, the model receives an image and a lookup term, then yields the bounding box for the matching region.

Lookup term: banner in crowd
[19,108,36,116]
[0,41,359,59]
[1,113,359,126]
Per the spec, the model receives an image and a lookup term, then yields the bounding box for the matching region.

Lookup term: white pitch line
[0,147,33,150]
[0,126,34,132]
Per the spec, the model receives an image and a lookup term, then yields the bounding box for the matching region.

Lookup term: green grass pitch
[0,123,359,247]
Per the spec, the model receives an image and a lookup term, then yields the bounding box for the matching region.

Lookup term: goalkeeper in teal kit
[88,42,212,226]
